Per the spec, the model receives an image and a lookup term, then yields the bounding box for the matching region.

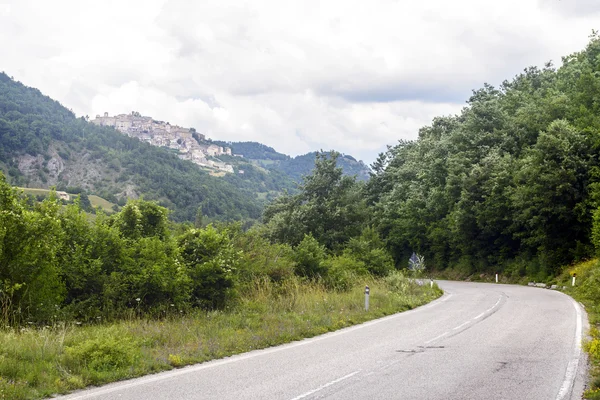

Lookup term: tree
[178,225,238,309]
[0,177,65,324]
[292,234,327,278]
[263,151,369,250]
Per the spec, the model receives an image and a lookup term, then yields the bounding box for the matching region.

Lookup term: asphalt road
[56,281,586,400]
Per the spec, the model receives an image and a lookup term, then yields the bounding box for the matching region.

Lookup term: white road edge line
[288,370,360,400]
[556,299,583,400]
[58,292,453,399]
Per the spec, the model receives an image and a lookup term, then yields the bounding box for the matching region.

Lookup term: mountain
[213,141,371,182]
[0,73,369,222]
[0,73,263,221]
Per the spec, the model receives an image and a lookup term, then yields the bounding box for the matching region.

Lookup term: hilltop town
[91,112,235,173]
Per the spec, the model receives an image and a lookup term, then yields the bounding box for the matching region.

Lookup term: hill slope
[0,74,370,222]
[213,141,371,182]
[0,73,264,221]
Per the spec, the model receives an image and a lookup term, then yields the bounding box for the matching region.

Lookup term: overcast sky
[1,0,599,164]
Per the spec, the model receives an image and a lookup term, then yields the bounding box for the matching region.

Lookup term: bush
[384,271,412,293]
[323,254,367,291]
[293,234,327,278]
[64,332,140,379]
[234,229,296,284]
[178,225,239,309]
[344,227,394,276]
[592,208,600,256]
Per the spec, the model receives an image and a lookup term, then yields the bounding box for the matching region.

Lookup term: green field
[88,195,117,213]
[15,187,116,213]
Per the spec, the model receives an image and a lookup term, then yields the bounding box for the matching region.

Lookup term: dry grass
[0,274,440,400]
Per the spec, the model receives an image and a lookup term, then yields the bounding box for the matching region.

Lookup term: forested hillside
[363,34,600,279]
[0,73,274,221]
[276,151,370,182]
[0,74,370,222]
[213,141,288,161]
[214,140,371,182]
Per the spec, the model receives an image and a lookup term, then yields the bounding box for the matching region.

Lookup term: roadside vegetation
[0,155,440,399]
[556,259,600,399]
[0,275,439,400]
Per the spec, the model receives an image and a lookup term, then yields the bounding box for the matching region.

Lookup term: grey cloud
[151,77,222,108]
[93,68,141,88]
[63,82,98,117]
[539,0,600,17]
[169,25,205,58]
[318,79,474,104]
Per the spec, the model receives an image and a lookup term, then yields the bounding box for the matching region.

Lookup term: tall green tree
[263,152,369,250]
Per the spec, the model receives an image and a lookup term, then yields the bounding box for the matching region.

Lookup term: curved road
[57,281,586,400]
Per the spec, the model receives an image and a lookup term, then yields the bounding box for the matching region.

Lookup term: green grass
[0,274,441,399]
[556,259,600,399]
[17,187,57,197]
[87,195,116,213]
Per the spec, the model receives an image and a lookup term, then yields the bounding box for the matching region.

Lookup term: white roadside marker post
[430,278,433,288]
[365,285,370,311]
[495,273,498,283]
[572,273,577,287]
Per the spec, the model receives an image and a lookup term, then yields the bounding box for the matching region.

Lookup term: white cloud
[1,0,600,163]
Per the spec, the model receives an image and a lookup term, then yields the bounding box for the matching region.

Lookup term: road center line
[425,331,450,344]
[453,321,470,330]
[289,370,360,400]
[425,295,503,345]
[473,311,486,319]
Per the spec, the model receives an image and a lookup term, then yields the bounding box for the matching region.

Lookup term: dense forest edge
[3,33,600,398]
[365,33,600,278]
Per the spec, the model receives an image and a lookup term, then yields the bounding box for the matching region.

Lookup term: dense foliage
[365,34,600,279]
[0,158,394,326]
[275,151,370,182]
[263,152,369,249]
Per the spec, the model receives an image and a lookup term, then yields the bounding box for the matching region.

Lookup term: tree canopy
[365,34,600,279]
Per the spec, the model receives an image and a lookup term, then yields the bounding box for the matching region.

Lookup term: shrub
[178,225,239,309]
[344,227,394,276]
[323,254,367,291]
[234,230,295,284]
[64,333,140,376]
[592,208,600,256]
[292,234,327,278]
[384,271,412,293]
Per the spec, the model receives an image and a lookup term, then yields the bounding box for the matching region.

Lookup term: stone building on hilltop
[91,112,234,172]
